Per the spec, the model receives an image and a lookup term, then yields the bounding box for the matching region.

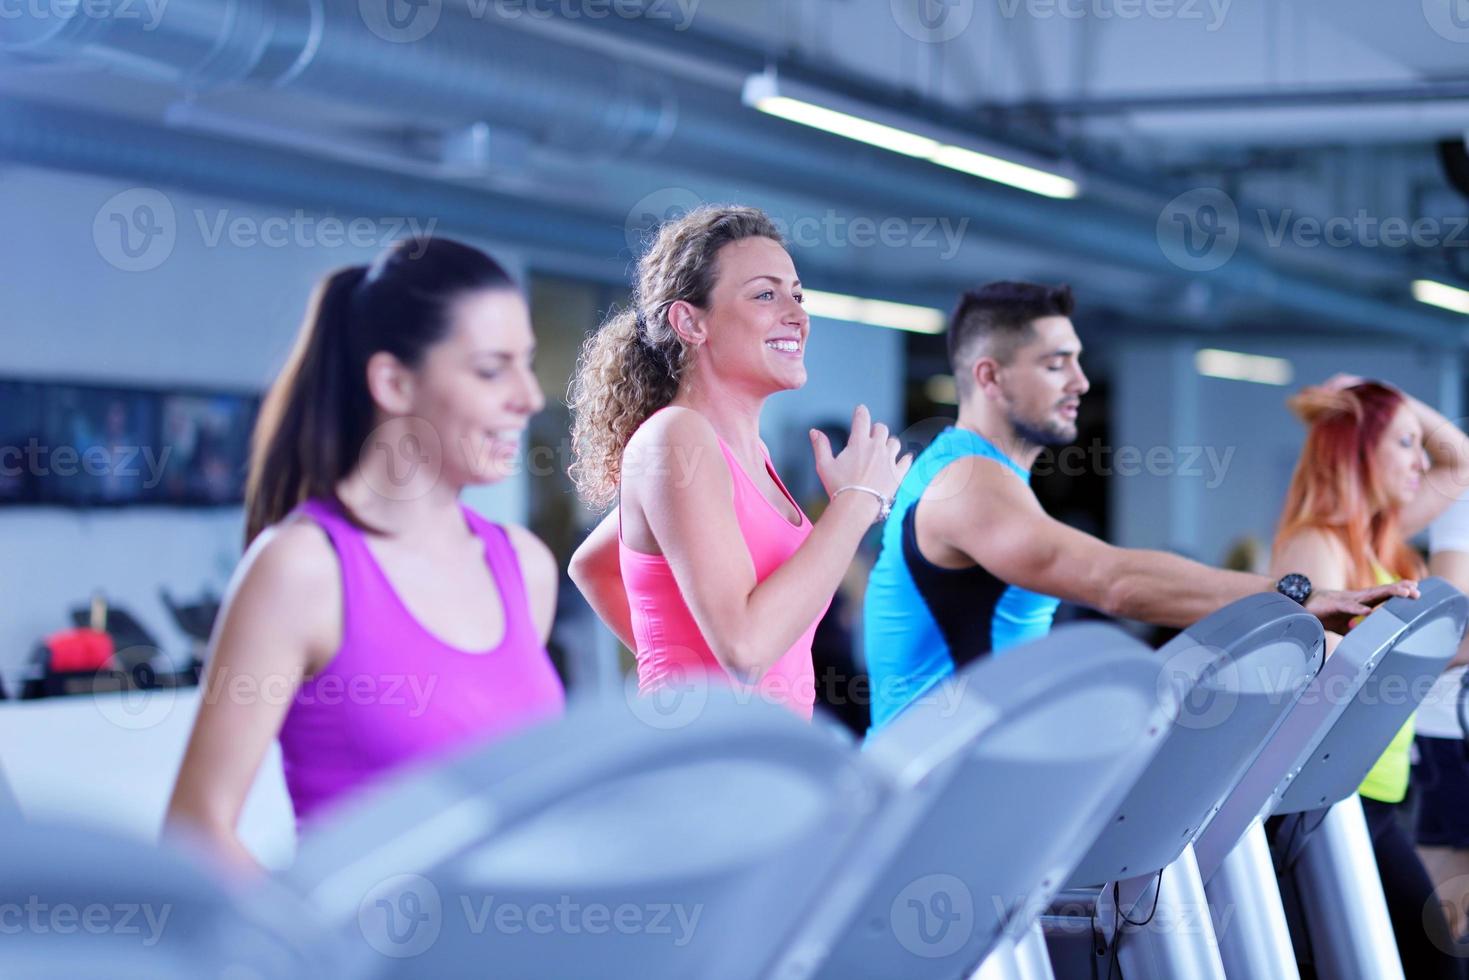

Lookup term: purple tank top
[276,498,566,828]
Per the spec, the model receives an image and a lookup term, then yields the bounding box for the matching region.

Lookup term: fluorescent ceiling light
[1412,279,1469,315]
[752,96,939,159]
[928,145,1079,200]
[1195,348,1293,386]
[744,71,1080,200]
[803,288,946,334]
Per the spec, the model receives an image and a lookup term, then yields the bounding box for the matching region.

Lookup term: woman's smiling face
[696,236,810,395]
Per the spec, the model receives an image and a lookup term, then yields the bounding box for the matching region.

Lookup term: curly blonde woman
[566,205,908,718]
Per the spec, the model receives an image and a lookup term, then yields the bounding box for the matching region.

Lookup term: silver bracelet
[834,484,892,523]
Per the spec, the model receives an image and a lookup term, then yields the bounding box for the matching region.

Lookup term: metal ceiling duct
[1,0,677,158]
[1,0,1462,343]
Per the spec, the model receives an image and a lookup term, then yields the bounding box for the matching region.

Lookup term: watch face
[1278,574,1310,602]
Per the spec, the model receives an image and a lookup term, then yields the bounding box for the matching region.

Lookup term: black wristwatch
[1276,573,1313,605]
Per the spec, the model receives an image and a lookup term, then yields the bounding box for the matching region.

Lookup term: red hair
[1275,381,1425,588]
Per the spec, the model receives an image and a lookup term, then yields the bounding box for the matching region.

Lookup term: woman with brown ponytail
[166,238,565,871]
[567,205,909,718]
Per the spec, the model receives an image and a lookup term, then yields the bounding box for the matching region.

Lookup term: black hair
[947,281,1075,387]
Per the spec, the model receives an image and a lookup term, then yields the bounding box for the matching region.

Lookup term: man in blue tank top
[863,281,1419,733]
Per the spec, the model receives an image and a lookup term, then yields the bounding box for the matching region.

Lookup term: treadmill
[1041,593,1322,980]
[1195,577,1468,980]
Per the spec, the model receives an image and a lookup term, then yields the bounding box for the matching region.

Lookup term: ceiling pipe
[994,79,1469,116]
[1,0,1463,344]
[0,97,955,313]
[1,0,677,158]
[1078,102,1469,147]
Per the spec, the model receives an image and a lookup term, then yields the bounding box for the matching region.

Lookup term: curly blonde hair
[567,205,784,508]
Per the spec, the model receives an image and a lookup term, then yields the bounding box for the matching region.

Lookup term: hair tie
[633,310,675,373]
[634,310,658,348]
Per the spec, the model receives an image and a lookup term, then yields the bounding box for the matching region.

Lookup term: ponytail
[567,308,682,510]
[245,265,369,545]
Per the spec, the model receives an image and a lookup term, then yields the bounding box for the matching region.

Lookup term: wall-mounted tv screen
[3,379,261,508]
[41,385,162,506]
[156,393,259,505]
[0,381,45,503]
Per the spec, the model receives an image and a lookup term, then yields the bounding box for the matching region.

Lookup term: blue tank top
[863,426,1061,732]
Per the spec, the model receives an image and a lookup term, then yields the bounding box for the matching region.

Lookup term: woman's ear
[364,350,415,416]
[666,300,707,348]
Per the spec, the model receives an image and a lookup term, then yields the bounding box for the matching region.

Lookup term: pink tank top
[618,428,825,719]
[276,498,565,828]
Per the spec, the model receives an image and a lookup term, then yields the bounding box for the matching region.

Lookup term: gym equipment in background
[159,587,220,647]
[19,592,197,699]
[160,586,217,681]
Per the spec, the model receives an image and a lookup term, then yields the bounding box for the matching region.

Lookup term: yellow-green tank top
[1358,563,1413,804]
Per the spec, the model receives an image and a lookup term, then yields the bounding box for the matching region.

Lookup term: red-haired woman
[1274,374,1469,978]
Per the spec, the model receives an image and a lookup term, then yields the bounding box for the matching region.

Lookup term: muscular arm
[921,455,1270,629]
[163,522,338,874]
[567,511,636,651]
[625,407,879,678]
